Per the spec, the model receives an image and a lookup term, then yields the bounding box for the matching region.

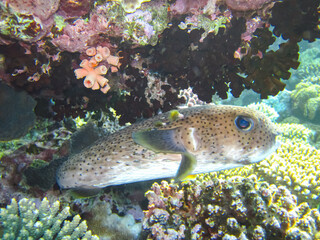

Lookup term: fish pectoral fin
[69,188,102,199]
[132,128,185,153]
[175,152,197,181]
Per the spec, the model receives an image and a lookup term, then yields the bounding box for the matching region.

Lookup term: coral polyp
[143,176,320,239]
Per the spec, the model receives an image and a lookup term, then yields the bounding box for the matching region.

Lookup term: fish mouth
[248,139,281,164]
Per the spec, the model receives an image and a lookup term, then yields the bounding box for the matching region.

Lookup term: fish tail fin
[24,157,67,191]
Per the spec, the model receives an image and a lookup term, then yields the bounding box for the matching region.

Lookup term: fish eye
[235,116,254,132]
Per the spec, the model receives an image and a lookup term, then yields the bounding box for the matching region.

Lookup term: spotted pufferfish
[56,105,279,189]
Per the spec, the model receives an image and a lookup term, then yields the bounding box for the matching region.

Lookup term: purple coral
[143,175,320,239]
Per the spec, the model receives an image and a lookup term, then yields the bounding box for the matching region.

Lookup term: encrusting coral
[74,46,121,93]
[143,175,320,239]
[0,197,99,240]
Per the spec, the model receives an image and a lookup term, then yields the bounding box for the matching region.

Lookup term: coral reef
[247,102,279,122]
[270,0,320,42]
[74,46,120,93]
[0,197,99,239]
[291,82,320,121]
[226,0,275,11]
[178,87,205,107]
[241,28,300,98]
[1,0,311,124]
[277,123,313,143]
[0,120,72,204]
[291,45,320,84]
[0,82,36,140]
[84,199,142,240]
[262,89,292,120]
[143,175,320,239]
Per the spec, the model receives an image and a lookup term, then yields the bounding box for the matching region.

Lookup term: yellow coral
[276,123,313,144]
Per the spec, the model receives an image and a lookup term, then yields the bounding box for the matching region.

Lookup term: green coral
[178,15,229,41]
[110,0,151,13]
[98,1,169,46]
[0,2,42,41]
[143,176,320,239]
[0,198,99,240]
[291,82,320,120]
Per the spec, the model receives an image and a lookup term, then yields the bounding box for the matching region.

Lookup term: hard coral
[291,82,320,121]
[143,175,320,239]
[215,124,320,208]
[0,197,99,239]
[74,46,121,94]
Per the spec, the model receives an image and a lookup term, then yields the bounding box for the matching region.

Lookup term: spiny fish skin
[56,105,279,189]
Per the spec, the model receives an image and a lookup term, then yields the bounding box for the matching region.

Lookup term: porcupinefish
[56,105,279,189]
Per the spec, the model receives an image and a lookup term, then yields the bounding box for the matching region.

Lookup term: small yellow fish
[56,105,279,189]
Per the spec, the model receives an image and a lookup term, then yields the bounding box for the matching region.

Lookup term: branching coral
[0,197,99,240]
[74,46,121,93]
[143,175,320,239]
[247,102,279,122]
[276,123,313,143]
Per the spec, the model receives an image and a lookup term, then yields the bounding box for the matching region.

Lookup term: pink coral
[74,46,121,93]
[52,14,109,52]
[225,0,274,11]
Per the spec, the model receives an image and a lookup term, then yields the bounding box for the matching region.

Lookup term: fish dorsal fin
[132,128,186,153]
[175,152,197,181]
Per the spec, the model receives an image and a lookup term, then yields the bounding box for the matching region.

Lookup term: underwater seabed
[2,49,320,238]
[1,92,320,239]
[1,0,320,239]
[2,42,320,238]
